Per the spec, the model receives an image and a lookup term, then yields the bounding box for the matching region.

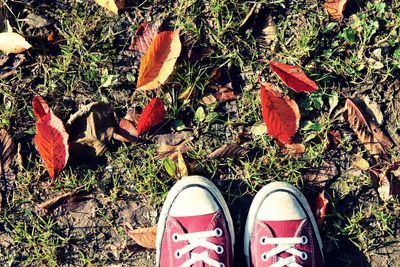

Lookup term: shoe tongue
[264,219,305,260]
[172,212,219,267]
[264,219,304,237]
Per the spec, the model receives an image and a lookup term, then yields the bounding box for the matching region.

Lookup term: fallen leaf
[279,142,305,159]
[304,161,338,187]
[94,0,125,15]
[206,143,246,160]
[125,224,157,249]
[0,32,32,54]
[136,97,166,136]
[176,150,188,178]
[345,98,392,159]
[129,21,161,53]
[36,185,84,215]
[0,129,15,173]
[326,129,342,149]
[32,95,50,120]
[178,85,195,101]
[23,13,52,28]
[260,82,300,144]
[211,85,236,101]
[136,30,181,91]
[270,61,318,93]
[263,16,278,44]
[362,96,384,125]
[34,111,69,180]
[325,0,349,21]
[156,132,192,160]
[67,102,117,160]
[113,118,139,142]
[0,54,26,79]
[370,163,400,201]
[315,191,329,227]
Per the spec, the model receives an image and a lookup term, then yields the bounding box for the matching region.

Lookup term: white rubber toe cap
[169,187,219,217]
[257,191,306,221]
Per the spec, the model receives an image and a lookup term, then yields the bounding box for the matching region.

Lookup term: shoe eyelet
[219,264,225,267]
[215,245,224,254]
[300,252,308,260]
[172,233,179,242]
[301,236,308,245]
[261,253,268,262]
[174,250,182,259]
[215,228,223,237]
[260,236,267,245]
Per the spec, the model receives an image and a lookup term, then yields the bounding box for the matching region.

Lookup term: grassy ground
[1,0,400,266]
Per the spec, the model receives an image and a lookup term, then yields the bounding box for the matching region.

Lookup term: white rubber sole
[155,175,235,267]
[244,182,324,266]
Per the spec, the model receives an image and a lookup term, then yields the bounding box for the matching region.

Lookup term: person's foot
[244,182,324,267]
[156,175,235,267]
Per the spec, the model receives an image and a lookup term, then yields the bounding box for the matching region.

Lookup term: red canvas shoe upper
[156,176,235,267]
[250,219,324,267]
[160,210,232,267]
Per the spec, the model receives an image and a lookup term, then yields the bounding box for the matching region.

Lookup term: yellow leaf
[136,30,181,91]
[94,0,125,15]
[126,225,157,249]
[176,150,188,178]
[0,32,31,54]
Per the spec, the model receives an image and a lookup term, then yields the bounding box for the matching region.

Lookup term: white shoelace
[173,228,225,267]
[260,236,309,267]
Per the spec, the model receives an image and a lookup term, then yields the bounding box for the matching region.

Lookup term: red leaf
[260,82,300,144]
[32,95,50,119]
[315,191,328,227]
[325,0,349,21]
[270,61,318,93]
[136,97,166,136]
[129,21,161,53]
[113,118,139,142]
[34,111,69,180]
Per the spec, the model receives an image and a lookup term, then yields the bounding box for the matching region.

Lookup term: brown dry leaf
[67,102,117,161]
[176,150,188,178]
[369,164,400,201]
[0,129,15,173]
[304,161,338,187]
[279,143,305,159]
[94,0,125,15]
[36,185,84,215]
[113,118,139,143]
[206,143,246,160]
[345,98,392,159]
[156,132,192,160]
[125,224,157,249]
[0,32,32,54]
[263,15,277,44]
[210,85,236,101]
[362,96,384,125]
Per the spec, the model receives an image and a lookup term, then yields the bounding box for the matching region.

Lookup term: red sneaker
[156,175,235,267]
[244,182,324,267]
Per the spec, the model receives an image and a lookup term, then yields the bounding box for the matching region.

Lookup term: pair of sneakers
[156,176,324,267]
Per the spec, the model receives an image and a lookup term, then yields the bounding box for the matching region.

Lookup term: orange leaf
[260,82,300,144]
[32,95,50,120]
[34,111,69,180]
[315,191,328,227]
[270,61,318,93]
[136,30,181,91]
[113,118,139,142]
[325,0,349,21]
[126,226,157,249]
[129,21,161,53]
[136,97,166,136]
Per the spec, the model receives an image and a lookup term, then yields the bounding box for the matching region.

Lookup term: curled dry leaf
[156,132,192,160]
[0,129,15,173]
[260,82,300,144]
[34,111,69,180]
[129,21,161,53]
[325,0,349,21]
[0,32,32,54]
[32,95,50,119]
[370,163,400,201]
[270,61,318,93]
[206,143,246,160]
[67,102,117,160]
[94,0,125,15]
[315,191,329,227]
[136,97,166,136]
[345,98,392,159]
[304,161,338,187]
[125,224,157,249]
[113,118,139,142]
[136,30,181,91]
